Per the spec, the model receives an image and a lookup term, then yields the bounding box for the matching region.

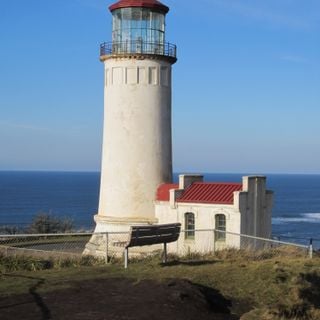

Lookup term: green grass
[1,251,320,319]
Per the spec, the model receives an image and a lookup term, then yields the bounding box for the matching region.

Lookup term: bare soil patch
[0,277,240,320]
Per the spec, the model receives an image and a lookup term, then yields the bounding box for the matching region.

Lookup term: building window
[215,214,226,241]
[185,212,195,239]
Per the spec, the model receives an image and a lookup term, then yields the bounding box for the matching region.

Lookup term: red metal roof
[156,183,178,201]
[109,0,169,13]
[177,182,242,204]
[156,182,243,204]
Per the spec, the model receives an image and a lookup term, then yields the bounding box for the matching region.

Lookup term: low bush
[27,213,74,234]
[0,225,23,235]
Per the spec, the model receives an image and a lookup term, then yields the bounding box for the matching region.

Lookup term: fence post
[124,248,128,269]
[105,232,109,264]
[309,238,313,259]
[163,242,167,264]
[213,229,215,254]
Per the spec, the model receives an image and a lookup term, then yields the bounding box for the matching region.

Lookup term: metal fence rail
[173,229,311,260]
[0,229,312,262]
[100,40,177,58]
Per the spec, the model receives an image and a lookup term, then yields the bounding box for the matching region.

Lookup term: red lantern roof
[109,0,169,14]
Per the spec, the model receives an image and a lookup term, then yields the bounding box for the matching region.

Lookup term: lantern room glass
[112,8,165,54]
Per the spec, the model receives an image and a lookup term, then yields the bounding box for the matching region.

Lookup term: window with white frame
[215,214,226,241]
[185,212,195,239]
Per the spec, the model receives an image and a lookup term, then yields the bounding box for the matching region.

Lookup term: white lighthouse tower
[86,0,177,254]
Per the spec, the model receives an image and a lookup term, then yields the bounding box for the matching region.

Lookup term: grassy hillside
[1,250,320,319]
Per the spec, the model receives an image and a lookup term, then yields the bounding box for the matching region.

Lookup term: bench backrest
[126,223,181,248]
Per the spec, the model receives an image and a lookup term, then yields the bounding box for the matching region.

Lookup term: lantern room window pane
[112,8,165,53]
[141,10,149,29]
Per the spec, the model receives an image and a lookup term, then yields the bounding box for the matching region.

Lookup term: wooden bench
[117,223,181,268]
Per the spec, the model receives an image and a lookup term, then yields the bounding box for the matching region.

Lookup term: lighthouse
[84,1,274,258]
[86,0,177,252]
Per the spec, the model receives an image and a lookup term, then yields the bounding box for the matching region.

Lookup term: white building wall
[155,201,241,254]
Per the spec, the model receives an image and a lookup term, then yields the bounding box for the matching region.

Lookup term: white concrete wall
[97,58,173,231]
[155,201,241,254]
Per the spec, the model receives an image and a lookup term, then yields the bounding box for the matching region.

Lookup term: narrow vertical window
[160,66,169,86]
[105,69,109,87]
[149,66,158,85]
[126,67,137,84]
[215,214,226,241]
[185,212,195,239]
[138,67,146,84]
[112,67,123,85]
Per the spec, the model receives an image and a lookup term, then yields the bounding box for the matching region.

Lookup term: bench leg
[124,248,128,269]
[163,243,167,264]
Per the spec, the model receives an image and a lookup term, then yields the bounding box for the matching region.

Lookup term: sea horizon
[1,170,320,175]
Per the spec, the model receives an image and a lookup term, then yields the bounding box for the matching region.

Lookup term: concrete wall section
[155,201,241,253]
[239,176,273,238]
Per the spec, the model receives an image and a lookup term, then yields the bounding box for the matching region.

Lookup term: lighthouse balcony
[100,41,177,62]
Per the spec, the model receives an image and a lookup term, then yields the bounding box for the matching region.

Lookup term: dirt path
[0,278,241,320]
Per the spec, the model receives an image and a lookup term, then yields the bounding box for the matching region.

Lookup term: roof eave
[109,1,169,14]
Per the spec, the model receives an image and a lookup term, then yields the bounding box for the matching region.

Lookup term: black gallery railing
[100,41,177,59]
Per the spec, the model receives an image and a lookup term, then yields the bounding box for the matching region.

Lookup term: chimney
[179,174,204,190]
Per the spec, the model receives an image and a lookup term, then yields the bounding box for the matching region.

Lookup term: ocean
[0,171,320,248]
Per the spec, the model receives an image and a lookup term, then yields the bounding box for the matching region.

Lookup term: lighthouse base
[83,214,159,259]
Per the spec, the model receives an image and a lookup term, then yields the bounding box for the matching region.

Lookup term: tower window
[185,212,195,239]
[215,214,226,241]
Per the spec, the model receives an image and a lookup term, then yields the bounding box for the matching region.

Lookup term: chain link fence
[162,229,311,261]
[0,229,313,264]
[0,233,92,259]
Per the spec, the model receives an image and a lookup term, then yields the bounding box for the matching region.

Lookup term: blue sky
[0,0,319,173]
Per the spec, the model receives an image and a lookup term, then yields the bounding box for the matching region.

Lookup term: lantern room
[101,0,176,60]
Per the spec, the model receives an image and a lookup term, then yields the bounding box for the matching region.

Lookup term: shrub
[28,213,74,234]
[0,225,22,235]
[0,253,54,272]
